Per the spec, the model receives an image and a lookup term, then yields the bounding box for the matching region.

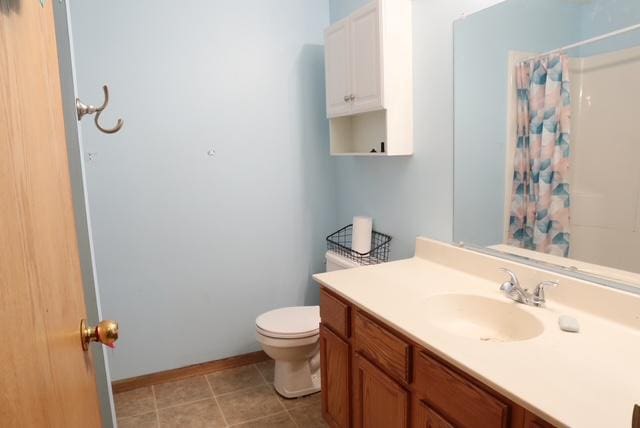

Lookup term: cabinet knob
[350,94,355,101]
[344,95,350,102]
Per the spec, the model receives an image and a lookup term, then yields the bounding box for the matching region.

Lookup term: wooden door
[320,325,351,428]
[0,1,102,426]
[354,353,409,428]
[324,18,352,118]
[349,1,382,114]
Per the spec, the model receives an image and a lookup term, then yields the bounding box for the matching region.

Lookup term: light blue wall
[453,0,640,247]
[69,1,335,380]
[329,0,369,23]
[579,0,640,55]
[330,0,506,259]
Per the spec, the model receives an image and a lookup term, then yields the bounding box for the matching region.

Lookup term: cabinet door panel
[354,353,409,428]
[349,2,382,114]
[325,20,352,118]
[414,400,454,428]
[320,325,351,427]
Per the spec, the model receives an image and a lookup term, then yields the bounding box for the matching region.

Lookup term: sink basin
[423,294,544,342]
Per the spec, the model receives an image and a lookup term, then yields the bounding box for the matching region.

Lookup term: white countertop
[313,240,640,428]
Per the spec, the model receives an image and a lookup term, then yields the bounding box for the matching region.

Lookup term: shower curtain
[507,54,571,257]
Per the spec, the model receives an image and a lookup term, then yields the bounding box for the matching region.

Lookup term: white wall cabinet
[324,0,413,156]
[325,20,352,118]
[325,2,382,119]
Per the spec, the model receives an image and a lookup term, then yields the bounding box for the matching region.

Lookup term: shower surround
[568,45,640,273]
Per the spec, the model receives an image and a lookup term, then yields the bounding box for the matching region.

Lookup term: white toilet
[255,251,361,398]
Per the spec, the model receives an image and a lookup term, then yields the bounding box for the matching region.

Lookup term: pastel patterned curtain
[507,54,571,257]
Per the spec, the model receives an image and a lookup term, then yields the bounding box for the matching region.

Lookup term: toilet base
[255,320,322,399]
[273,358,321,398]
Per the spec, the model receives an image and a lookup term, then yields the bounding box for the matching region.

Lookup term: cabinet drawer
[414,351,509,428]
[320,289,351,338]
[354,311,411,383]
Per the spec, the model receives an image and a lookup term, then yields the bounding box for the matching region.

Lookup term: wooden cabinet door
[414,400,454,428]
[320,325,351,427]
[324,19,352,118]
[349,1,382,114]
[354,353,409,428]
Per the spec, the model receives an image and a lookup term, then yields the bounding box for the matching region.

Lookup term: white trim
[635,177,640,232]
[52,1,116,426]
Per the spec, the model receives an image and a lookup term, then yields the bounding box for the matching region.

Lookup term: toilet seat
[256,306,320,339]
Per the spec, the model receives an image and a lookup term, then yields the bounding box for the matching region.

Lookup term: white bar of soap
[558,315,580,333]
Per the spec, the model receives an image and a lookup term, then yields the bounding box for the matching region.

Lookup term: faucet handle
[498,268,530,304]
[498,268,520,289]
[499,281,514,292]
[535,280,559,293]
[532,280,559,305]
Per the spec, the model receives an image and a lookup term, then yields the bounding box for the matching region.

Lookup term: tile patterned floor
[115,359,327,428]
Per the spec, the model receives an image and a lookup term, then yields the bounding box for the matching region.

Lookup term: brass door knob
[80,319,119,351]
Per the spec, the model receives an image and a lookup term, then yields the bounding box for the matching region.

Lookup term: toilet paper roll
[352,216,373,254]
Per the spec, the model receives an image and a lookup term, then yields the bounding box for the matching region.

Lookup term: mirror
[453,0,640,290]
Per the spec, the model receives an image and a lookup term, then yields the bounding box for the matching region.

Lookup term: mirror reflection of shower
[453,0,640,281]
[502,24,640,273]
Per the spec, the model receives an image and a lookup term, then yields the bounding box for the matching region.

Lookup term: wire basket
[326,224,391,265]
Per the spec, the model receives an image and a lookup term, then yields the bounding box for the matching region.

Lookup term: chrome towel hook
[76,85,124,134]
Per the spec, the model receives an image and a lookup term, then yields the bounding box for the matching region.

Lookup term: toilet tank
[325,251,362,272]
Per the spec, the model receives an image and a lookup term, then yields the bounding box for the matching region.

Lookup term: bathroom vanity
[318,288,551,428]
[313,238,640,428]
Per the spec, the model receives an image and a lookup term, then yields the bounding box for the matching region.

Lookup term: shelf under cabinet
[330,109,388,155]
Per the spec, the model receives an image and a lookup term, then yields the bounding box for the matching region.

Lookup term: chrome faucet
[498,268,558,307]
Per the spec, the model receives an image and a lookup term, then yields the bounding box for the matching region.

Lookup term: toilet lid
[256,306,320,339]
